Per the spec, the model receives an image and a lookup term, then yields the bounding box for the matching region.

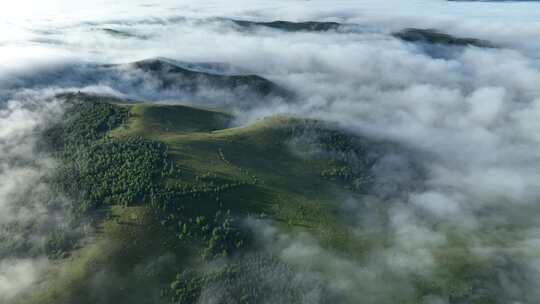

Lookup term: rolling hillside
[10,92,511,304]
[14,93,380,304]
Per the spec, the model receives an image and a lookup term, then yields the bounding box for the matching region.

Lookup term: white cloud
[0,258,49,302]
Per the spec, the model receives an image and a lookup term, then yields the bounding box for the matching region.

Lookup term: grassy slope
[19,102,368,304]
[113,103,363,248]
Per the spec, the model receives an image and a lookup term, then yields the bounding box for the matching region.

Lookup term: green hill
[16,93,381,304]
[14,93,501,304]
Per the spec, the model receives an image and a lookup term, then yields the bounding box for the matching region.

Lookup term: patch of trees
[289,122,426,198]
[43,92,129,151]
[42,94,175,215]
[54,137,169,214]
[288,122,378,192]
[41,95,253,263]
[39,96,175,260]
[148,176,253,260]
[149,174,252,217]
[167,255,333,304]
[44,230,78,259]
[175,209,248,260]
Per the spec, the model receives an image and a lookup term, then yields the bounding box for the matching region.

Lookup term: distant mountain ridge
[122,58,290,99]
[393,28,496,48]
[228,19,495,48]
[229,19,343,32]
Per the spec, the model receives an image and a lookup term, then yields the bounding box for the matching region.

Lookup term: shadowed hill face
[393,28,496,48]
[230,19,343,32]
[126,59,290,100]
[155,59,248,76]
[55,92,135,104]
[0,58,290,109]
[101,28,139,38]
